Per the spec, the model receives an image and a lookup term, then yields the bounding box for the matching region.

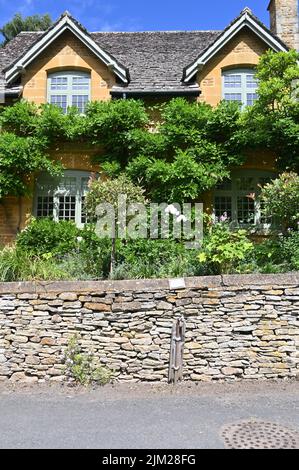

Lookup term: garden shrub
[198,221,254,274]
[241,231,299,274]
[248,238,286,273]
[16,218,80,256]
[113,238,203,279]
[260,172,299,231]
[62,227,113,279]
[281,231,299,270]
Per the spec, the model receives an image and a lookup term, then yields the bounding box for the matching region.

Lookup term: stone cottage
[0,0,298,243]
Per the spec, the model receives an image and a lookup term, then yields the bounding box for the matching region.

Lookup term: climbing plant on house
[0,50,299,204]
[239,49,299,172]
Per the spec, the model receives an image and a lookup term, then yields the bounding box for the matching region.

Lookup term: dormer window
[222,69,258,108]
[47,71,90,114]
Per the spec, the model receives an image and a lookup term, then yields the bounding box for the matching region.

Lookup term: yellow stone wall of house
[197,30,268,107]
[22,30,115,104]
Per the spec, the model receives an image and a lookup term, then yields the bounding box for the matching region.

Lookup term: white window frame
[34,170,91,228]
[47,70,91,114]
[213,169,277,230]
[222,68,258,109]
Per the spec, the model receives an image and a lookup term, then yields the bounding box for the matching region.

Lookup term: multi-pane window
[47,71,90,114]
[35,171,91,227]
[222,69,258,108]
[214,170,276,228]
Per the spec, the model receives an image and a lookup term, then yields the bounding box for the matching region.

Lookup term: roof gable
[183,7,289,83]
[4,11,129,85]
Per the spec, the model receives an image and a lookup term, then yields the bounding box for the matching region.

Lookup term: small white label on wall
[169,278,186,290]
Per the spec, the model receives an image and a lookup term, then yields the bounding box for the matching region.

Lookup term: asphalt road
[0,381,298,449]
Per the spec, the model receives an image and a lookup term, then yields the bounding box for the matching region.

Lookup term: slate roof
[0,29,220,94]
[0,8,288,96]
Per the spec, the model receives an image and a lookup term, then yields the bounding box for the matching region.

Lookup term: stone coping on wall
[0,272,299,294]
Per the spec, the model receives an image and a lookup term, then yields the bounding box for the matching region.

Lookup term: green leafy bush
[241,231,299,274]
[0,132,61,199]
[281,231,299,270]
[16,218,80,256]
[60,228,112,279]
[198,222,254,274]
[260,172,299,232]
[112,239,203,279]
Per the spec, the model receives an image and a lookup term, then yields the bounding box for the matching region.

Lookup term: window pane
[59,196,76,221]
[224,93,242,103]
[247,93,258,106]
[57,177,77,194]
[72,95,89,113]
[72,76,89,90]
[215,179,232,191]
[81,177,89,193]
[224,74,242,88]
[237,196,255,225]
[235,176,255,191]
[50,95,67,113]
[36,196,54,218]
[214,196,232,220]
[36,172,91,226]
[246,74,258,88]
[50,76,68,90]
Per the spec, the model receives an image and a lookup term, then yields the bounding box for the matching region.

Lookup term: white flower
[77,236,83,243]
[165,204,180,216]
[176,214,187,223]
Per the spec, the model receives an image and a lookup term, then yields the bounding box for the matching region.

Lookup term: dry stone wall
[0,273,299,384]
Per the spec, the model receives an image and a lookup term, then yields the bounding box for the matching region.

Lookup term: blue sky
[0,0,270,36]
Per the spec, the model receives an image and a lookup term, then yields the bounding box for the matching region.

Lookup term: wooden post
[169,316,186,384]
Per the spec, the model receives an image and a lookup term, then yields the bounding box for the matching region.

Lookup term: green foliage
[0,97,241,205]
[64,334,112,386]
[241,50,299,171]
[281,231,299,270]
[0,246,69,281]
[85,174,146,216]
[254,50,299,112]
[0,13,52,46]
[198,221,254,274]
[15,220,113,279]
[84,99,149,164]
[126,149,229,203]
[125,99,244,202]
[70,228,112,279]
[260,172,299,231]
[16,218,80,256]
[242,231,299,274]
[0,132,61,198]
[1,218,298,281]
[113,239,202,279]
[85,175,147,273]
[0,101,38,135]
